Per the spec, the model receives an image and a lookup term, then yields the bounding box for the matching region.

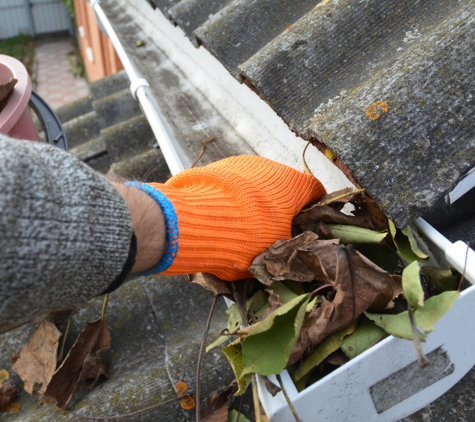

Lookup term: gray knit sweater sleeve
[0,134,133,332]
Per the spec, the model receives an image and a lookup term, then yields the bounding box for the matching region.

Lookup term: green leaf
[294,319,357,381]
[268,281,299,304]
[306,296,318,313]
[239,294,310,376]
[222,339,252,396]
[327,224,387,244]
[207,291,270,353]
[402,261,424,309]
[206,334,230,353]
[282,280,307,296]
[365,291,460,341]
[388,220,429,263]
[247,290,269,317]
[294,371,312,392]
[421,266,459,292]
[228,409,251,422]
[226,304,243,332]
[402,226,429,260]
[341,317,387,359]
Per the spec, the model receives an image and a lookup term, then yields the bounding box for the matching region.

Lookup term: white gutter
[89,0,185,176]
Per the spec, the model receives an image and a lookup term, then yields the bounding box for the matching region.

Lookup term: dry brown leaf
[296,239,340,283]
[11,320,61,400]
[308,187,357,208]
[258,290,282,321]
[200,382,236,422]
[44,317,111,410]
[189,272,231,297]
[392,275,403,298]
[294,205,374,230]
[249,232,319,283]
[324,350,350,367]
[354,194,388,232]
[262,376,281,397]
[289,245,394,364]
[0,381,18,410]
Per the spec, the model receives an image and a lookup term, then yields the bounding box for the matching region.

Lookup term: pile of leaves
[0,308,111,414]
[203,188,462,398]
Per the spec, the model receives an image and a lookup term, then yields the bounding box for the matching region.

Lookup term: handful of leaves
[205,188,462,396]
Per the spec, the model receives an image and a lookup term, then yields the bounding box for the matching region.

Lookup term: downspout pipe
[89,0,185,176]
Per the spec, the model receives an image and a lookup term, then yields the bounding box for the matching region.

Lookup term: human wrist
[112,182,167,273]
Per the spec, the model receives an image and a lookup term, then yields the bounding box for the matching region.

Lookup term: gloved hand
[128,155,326,281]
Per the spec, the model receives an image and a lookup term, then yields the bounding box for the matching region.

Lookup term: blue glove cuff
[124,181,179,276]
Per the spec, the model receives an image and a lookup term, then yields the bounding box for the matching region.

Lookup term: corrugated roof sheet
[194,0,319,79]
[169,0,232,45]
[146,0,475,228]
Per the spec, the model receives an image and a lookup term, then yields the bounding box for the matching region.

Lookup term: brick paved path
[35,37,89,110]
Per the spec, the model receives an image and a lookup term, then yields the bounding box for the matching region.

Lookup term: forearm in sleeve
[0,134,134,332]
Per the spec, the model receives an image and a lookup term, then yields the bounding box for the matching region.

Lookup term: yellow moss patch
[365,101,389,120]
[324,148,335,161]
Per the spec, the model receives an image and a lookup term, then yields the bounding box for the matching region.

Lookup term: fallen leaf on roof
[0,370,9,385]
[11,320,61,399]
[189,272,231,297]
[200,382,236,422]
[44,317,111,410]
[0,378,18,411]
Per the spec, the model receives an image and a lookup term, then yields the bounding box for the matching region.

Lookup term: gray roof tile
[169,0,232,44]
[195,0,319,79]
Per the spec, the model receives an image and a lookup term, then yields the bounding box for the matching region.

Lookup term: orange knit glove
[129,156,326,281]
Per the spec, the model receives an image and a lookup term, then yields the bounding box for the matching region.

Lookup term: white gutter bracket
[130,78,150,100]
[414,217,475,284]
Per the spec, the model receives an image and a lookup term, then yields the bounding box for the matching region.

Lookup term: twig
[302,142,314,177]
[191,145,208,168]
[101,295,109,320]
[458,241,470,292]
[251,375,262,422]
[310,284,334,298]
[407,303,430,369]
[191,137,215,168]
[302,188,365,212]
[234,395,244,422]
[58,311,73,362]
[276,374,301,422]
[196,295,219,422]
[230,284,263,422]
[68,393,190,420]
